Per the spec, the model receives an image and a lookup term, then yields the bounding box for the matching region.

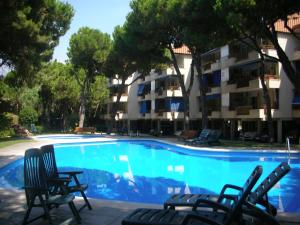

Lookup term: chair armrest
[58,171,83,175]
[47,177,71,184]
[193,198,230,212]
[219,184,242,198]
[218,194,237,202]
[23,186,48,192]
[220,184,242,193]
[243,201,280,225]
[182,213,223,225]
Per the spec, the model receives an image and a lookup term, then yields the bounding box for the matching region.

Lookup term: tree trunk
[94,102,100,118]
[61,113,66,132]
[259,57,274,143]
[264,26,300,90]
[78,78,89,128]
[192,51,208,129]
[168,46,190,131]
[78,93,86,128]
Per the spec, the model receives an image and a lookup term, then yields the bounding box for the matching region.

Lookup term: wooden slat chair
[22,148,81,225]
[121,166,281,225]
[164,162,290,216]
[41,144,92,212]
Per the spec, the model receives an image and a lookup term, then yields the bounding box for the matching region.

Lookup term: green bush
[35,125,44,134]
[0,113,15,138]
[19,107,38,128]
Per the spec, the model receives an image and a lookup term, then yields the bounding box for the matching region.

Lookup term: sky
[53,0,132,63]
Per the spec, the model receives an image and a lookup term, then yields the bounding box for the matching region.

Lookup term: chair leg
[38,195,53,225]
[69,201,81,224]
[22,203,33,225]
[81,191,92,210]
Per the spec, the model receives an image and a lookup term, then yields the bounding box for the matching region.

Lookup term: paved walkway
[0,136,299,225]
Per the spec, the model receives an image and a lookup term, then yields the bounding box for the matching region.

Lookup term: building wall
[104,33,300,141]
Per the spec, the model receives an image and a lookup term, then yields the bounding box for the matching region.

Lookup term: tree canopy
[0,0,74,71]
[68,27,112,127]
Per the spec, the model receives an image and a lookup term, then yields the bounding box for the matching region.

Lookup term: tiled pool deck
[0,136,299,225]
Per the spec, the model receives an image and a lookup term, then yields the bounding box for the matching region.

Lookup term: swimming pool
[0,140,299,212]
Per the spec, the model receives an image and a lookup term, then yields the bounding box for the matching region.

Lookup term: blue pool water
[0,140,299,212]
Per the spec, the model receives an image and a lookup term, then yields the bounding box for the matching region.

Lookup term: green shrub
[35,125,44,134]
[0,113,15,138]
[19,107,38,128]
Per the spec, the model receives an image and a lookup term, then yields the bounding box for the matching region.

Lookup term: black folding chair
[41,144,92,212]
[164,162,290,216]
[22,148,81,225]
[121,166,281,225]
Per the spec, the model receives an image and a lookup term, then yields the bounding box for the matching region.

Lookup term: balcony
[115,112,128,120]
[155,111,184,120]
[155,88,182,98]
[292,50,300,61]
[292,109,300,118]
[225,76,280,92]
[221,56,236,68]
[236,106,252,115]
[139,113,152,119]
[221,107,236,118]
[209,111,221,118]
[211,61,221,71]
[110,95,128,102]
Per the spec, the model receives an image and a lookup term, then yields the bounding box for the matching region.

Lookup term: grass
[0,137,34,149]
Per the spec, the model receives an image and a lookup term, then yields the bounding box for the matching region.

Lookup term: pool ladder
[286,137,291,164]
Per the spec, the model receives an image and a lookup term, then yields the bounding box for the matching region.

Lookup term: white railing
[286,137,291,165]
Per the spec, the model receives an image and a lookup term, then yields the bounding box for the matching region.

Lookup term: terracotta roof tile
[173,45,190,54]
[275,13,300,33]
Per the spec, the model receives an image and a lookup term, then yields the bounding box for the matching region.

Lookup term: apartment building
[103,16,300,142]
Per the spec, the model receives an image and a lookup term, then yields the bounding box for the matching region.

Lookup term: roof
[173,45,190,55]
[275,13,300,33]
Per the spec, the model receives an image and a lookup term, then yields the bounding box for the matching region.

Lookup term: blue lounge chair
[121,166,279,225]
[164,162,290,216]
[194,129,222,145]
[184,129,211,145]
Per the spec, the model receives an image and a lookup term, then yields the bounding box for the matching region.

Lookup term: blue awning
[140,101,151,113]
[212,70,221,86]
[140,101,147,113]
[137,84,145,96]
[206,94,220,100]
[202,74,208,86]
[292,96,300,105]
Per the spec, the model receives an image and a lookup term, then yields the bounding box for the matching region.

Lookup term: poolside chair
[22,148,81,225]
[41,144,92,212]
[164,162,290,216]
[193,129,222,146]
[184,129,211,145]
[121,166,281,225]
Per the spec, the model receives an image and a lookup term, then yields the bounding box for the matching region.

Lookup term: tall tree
[89,75,109,119]
[127,0,193,130]
[36,62,80,130]
[169,0,230,129]
[104,24,169,130]
[0,0,74,76]
[68,27,112,128]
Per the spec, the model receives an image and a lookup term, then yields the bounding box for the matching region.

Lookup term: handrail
[286,137,291,165]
